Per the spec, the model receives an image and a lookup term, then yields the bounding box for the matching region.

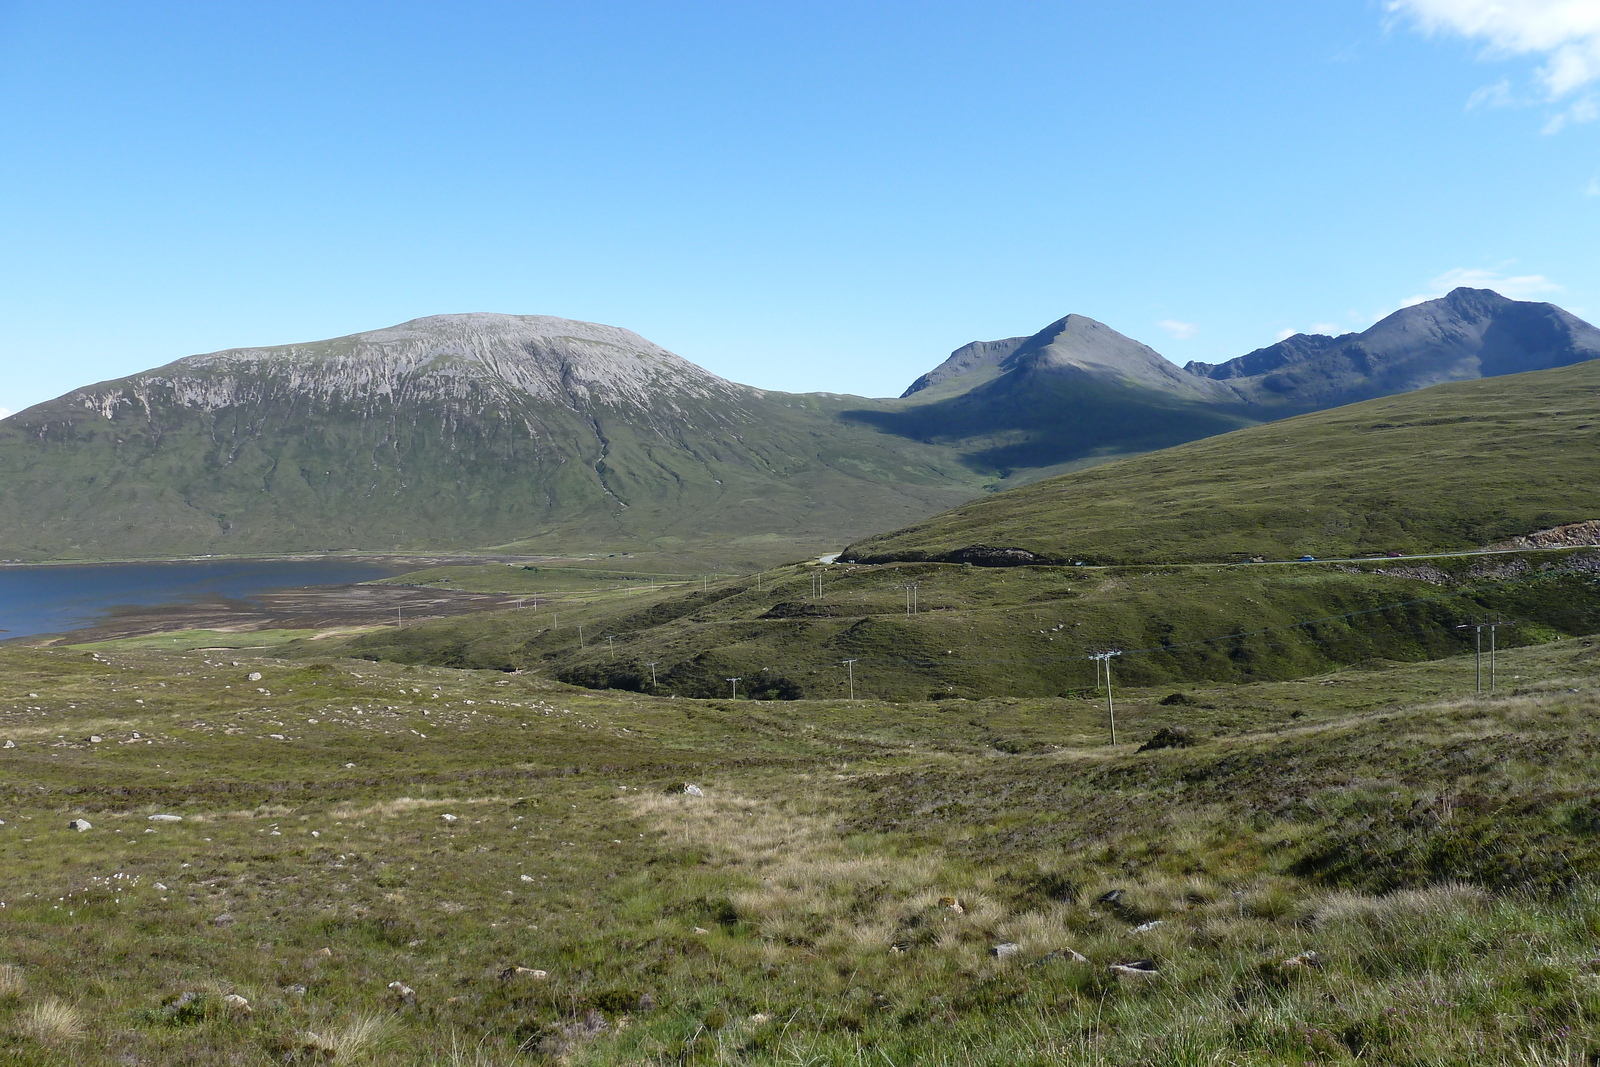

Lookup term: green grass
[332,549,1600,700]
[4,635,1600,1063]
[844,358,1600,565]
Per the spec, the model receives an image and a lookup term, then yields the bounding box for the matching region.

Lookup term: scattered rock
[222,993,251,1012]
[692,926,710,935]
[213,913,235,926]
[1039,948,1091,965]
[148,814,183,822]
[248,672,263,682]
[1095,889,1124,905]
[498,966,545,980]
[938,896,965,915]
[991,942,1021,959]
[387,981,416,1004]
[314,947,332,958]
[1137,727,1196,752]
[1281,950,1324,971]
[68,818,92,832]
[2,740,13,749]
[284,984,307,996]
[344,763,356,769]
[750,1012,771,1024]
[268,734,286,741]
[1131,920,1164,933]
[1109,960,1159,978]
[440,813,458,823]
[520,874,534,882]
[153,882,168,891]
[683,783,705,797]
[89,735,103,743]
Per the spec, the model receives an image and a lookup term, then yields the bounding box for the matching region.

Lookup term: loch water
[0,558,402,640]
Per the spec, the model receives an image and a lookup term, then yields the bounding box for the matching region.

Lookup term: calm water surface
[0,559,402,639]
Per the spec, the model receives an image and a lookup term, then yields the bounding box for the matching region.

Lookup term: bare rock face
[1494,520,1600,550]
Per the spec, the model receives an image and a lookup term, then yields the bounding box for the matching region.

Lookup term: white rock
[223,993,251,1011]
[148,814,183,822]
[520,874,534,882]
[683,783,705,797]
[3,740,14,749]
[440,814,458,823]
[154,882,168,891]
[89,736,103,743]
[248,672,263,682]
[992,942,1021,959]
[68,818,92,832]
[1131,920,1164,933]
[344,763,356,769]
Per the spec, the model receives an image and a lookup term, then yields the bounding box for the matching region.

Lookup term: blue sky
[1,1,1597,415]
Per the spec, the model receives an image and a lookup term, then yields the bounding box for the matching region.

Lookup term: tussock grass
[16,998,85,1043]
[3,635,1600,1063]
[0,964,24,1001]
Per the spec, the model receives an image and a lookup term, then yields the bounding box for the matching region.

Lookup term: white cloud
[1466,77,1517,107]
[1390,0,1600,98]
[1158,319,1200,340]
[1310,322,1344,335]
[1275,328,1297,341]
[1403,266,1564,306]
[0,408,11,421]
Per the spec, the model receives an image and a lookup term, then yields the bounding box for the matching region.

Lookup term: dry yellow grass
[16,998,85,1043]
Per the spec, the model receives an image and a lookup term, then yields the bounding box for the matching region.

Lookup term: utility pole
[396,607,402,629]
[841,658,857,700]
[579,623,585,649]
[1089,651,1122,744]
[726,676,741,699]
[604,634,615,660]
[1456,620,1484,693]
[647,662,658,688]
[904,582,918,616]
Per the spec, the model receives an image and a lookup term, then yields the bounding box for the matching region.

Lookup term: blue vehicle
[1297,555,1316,561]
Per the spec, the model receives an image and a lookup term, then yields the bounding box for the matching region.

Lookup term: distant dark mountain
[849,314,1256,474]
[1184,287,1600,408]
[861,288,1600,473]
[0,315,984,564]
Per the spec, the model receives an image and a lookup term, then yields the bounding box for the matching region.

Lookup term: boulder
[68,818,92,832]
[148,814,183,822]
[683,784,705,797]
[991,942,1021,959]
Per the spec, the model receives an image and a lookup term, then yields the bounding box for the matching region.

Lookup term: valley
[2,291,1598,1065]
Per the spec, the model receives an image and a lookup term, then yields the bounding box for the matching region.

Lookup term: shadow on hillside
[841,374,1260,473]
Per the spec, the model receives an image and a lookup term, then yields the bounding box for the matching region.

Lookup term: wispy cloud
[1587,174,1600,196]
[1403,266,1564,307]
[1157,319,1199,340]
[0,408,11,421]
[1390,1,1600,129]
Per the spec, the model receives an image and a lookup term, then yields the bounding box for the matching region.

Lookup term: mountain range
[0,288,1594,563]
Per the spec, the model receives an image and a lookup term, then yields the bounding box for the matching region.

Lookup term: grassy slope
[843,359,1600,565]
[0,383,985,568]
[3,637,1600,1063]
[330,551,1600,700]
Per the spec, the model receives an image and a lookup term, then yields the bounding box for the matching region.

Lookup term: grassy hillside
[0,380,984,569]
[329,549,1600,701]
[4,633,1600,1063]
[843,359,1600,565]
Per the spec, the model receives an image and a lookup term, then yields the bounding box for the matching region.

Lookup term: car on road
[1297,555,1316,561]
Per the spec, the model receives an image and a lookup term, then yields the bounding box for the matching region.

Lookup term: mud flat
[24,582,531,645]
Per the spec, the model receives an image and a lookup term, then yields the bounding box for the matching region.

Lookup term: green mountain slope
[842,358,1600,566]
[0,315,986,564]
